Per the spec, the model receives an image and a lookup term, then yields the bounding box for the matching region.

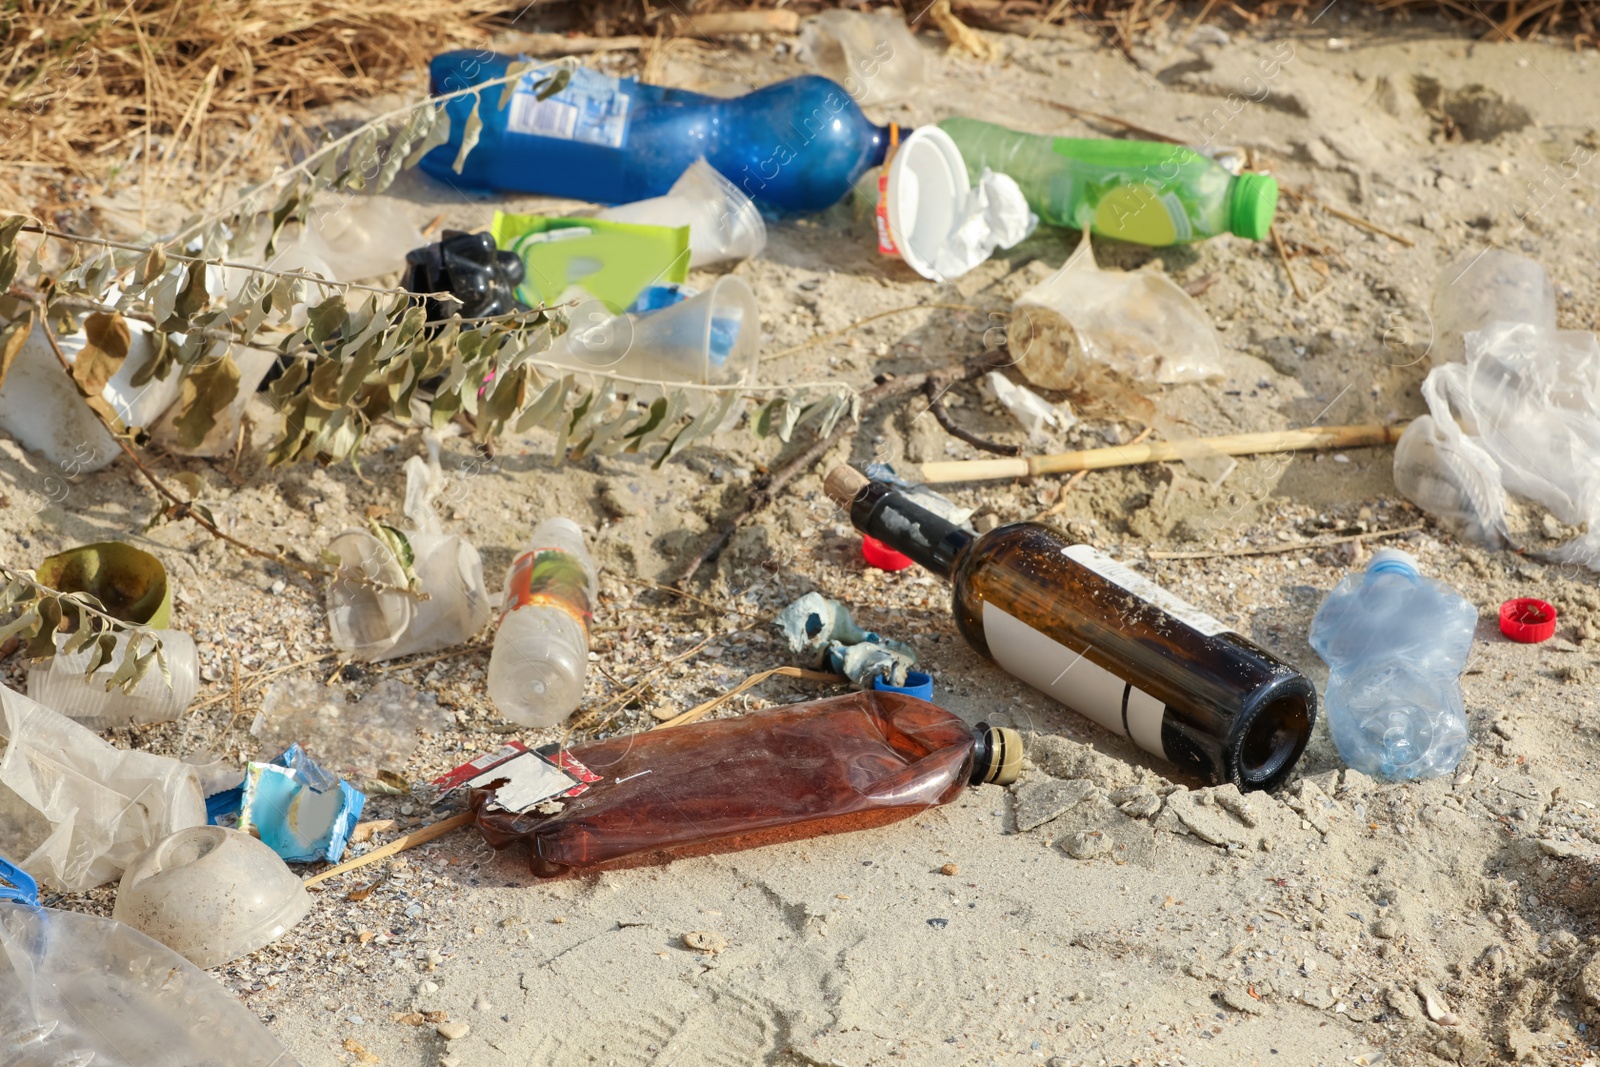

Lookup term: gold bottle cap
[976,726,1024,786]
[823,465,871,508]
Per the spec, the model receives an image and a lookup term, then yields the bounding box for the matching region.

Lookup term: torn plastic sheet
[776,592,917,689]
[239,744,365,864]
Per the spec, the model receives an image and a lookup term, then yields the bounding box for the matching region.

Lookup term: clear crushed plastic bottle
[1308,548,1478,781]
[487,518,597,728]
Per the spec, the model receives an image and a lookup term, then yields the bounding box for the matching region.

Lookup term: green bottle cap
[1228,173,1279,241]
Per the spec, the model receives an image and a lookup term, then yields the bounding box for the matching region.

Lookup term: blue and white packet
[239,744,366,864]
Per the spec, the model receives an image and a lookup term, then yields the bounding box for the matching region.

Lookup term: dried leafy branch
[0,567,168,695]
[0,59,857,472]
[0,57,861,683]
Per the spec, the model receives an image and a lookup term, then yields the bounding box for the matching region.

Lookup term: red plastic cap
[861,535,913,572]
[1500,598,1557,643]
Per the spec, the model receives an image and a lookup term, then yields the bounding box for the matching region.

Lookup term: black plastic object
[403,230,527,322]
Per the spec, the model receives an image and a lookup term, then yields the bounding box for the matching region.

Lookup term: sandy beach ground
[7,8,1600,1066]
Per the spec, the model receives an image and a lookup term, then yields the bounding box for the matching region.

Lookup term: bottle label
[502,547,593,634]
[875,169,898,255]
[1063,545,1230,637]
[982,602,1167,758]
[508,68,631,148]
[1085,184,1192,245]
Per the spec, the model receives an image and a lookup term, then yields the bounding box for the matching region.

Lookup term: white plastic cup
[1431,251,1555,364]
[27,629,199,729]
[546,276,761,387]
[325,528,490,662]
[597,159,766,268]
[0,318,184,474]
[112,825,310,969]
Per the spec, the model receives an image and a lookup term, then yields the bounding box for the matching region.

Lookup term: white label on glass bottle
[1063,544,1231,638]
[982,602,1166,758]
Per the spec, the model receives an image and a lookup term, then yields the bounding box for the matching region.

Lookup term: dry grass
[0,0,506,222]
[3,0,1593,226]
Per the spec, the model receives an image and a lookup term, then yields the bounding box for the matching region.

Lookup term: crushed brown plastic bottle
[825,465,1315,791]
[471,691,1022,877]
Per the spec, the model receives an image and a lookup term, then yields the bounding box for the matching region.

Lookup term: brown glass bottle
[825,466,1314,791]
[470,691,1022,877]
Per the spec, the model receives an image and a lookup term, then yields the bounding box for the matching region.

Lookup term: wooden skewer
[303,811,474,887]
[918,422,1410,484]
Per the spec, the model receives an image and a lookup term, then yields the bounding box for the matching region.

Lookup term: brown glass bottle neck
[848,483,975,581]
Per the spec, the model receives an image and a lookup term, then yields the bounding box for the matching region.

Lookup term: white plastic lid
[884,127,971,281]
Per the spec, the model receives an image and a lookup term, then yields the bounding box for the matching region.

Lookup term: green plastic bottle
[938,116,1278,246]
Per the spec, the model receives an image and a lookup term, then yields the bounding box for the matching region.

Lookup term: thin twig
[189,652,338,712]
[17,222,435,298]
[612,576,764,620]
[565,635,715,732]
[1030,96,1184,143]
[670,349,1010,586]
[923,379,1019,457]
[1145,525,1425,561]
[302,811,475,888]
[1270,225,1306,302]
[1282,189,1418,248]
[371,641,491,674]
[654,666,842,730]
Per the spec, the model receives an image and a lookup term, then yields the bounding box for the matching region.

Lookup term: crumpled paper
[776,593,917,689]
[987,371,1077,437]
[931,168,1037,281]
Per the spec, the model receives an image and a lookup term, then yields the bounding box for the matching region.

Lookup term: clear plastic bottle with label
[487,518,598,728]
[825,466,1316,790]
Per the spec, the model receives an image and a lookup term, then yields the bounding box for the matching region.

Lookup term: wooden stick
[653,667,842,731]
[1146,525,1425,561]
[1283,188,1418,248]
[919,422,1409,484]
[303,811,475,887]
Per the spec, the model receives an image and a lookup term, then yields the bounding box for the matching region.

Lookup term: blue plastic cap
[873,670,934,702]
[1367,547,1420,579]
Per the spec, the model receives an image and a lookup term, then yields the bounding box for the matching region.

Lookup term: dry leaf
[342,1038,380,1064]
[172,351,241,448]
[71,312,130,398]
[0,309,36,393]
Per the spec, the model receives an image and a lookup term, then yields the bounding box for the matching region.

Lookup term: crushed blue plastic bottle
[1308,548,1478,781]
[420,51,895,213]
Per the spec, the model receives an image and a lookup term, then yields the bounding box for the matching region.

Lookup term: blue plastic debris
[239,744,366,864]
[776,592,918,689]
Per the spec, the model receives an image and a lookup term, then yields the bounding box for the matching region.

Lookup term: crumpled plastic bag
[0,684,205,890]
[1006,233,1234,483]
[776,593,917,689]
[1009,233,1224,389]
[863,463,976,526]
[1394,320,1600,568]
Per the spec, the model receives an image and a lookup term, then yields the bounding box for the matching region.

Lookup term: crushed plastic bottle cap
[1499,598,1557,643]
[861,535,913,571]
[872,670,934,702]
